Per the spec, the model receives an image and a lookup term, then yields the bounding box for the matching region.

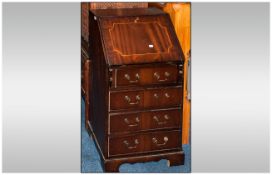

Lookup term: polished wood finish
[148,3,191,144]
[88,11,109,156]
[87,121,184,172]
[81,48,92,128]
[83,7,185,172]
[90,2,148,10]
[110,86,182,111]
[81,3,90,42]
[82,2,148,42]
[109,130,181,156]
[114,64,179,87]
[109,108,181,134]
[92,8,184,65]
[91,7,165,17]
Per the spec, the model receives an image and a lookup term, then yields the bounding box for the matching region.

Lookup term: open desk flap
[97,9,184,65]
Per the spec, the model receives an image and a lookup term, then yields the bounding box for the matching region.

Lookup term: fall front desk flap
[90,8,185,66]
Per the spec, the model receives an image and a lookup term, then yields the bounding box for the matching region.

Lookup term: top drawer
[110,64,183,88]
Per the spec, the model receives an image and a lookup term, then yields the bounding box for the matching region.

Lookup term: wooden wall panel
[162,3,191,144]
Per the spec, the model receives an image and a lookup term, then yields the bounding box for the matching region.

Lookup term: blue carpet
[81,99,191,173]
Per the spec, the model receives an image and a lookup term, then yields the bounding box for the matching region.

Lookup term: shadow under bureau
[84,7,185,172]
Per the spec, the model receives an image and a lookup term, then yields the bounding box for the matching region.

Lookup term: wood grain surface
[90,2,148,10]
[93,8,184,65]
[163,3,191,144]
[109,108,181,134]
[82,4,188,172]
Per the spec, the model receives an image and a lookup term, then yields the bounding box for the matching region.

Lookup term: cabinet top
[90,8,184,66]
[90,7,165,18]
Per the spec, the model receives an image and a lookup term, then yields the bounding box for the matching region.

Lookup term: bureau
[84,7,185,172]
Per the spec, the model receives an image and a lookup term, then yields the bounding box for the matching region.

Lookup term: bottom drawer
[109,130,181,157]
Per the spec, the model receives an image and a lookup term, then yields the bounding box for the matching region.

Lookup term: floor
[81,99,191,173]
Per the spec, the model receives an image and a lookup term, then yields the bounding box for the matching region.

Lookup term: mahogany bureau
[84,7,185,172]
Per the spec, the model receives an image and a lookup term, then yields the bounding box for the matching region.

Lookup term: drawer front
[114,65,179,87]
[144,88,182,108]
[110,113,141,133]
[109,130,181,156]
[110,90,144,110]
[110,87,182,111]
[109,135,142,156]
[110,109,181,134]
[143,109,181,130]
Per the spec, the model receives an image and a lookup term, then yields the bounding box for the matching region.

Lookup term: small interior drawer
[108,130,181,157]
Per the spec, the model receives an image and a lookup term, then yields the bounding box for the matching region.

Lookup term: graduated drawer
[109,109,181,134]
[109,86,182,111]
[111,64,182,87]
[108,130,181,157]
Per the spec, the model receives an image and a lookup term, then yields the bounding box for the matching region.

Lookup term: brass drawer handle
[153,93,159,99]
[123,139,139,149]
[154,72,170,82]
[124,117,140,127]
[124,73,140,83]
[152,136,168,146]
[153,114,169,125]
[164,93,170,98]
[154,93,170,99]
[124,95,141,105]
[164,72,170,77]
